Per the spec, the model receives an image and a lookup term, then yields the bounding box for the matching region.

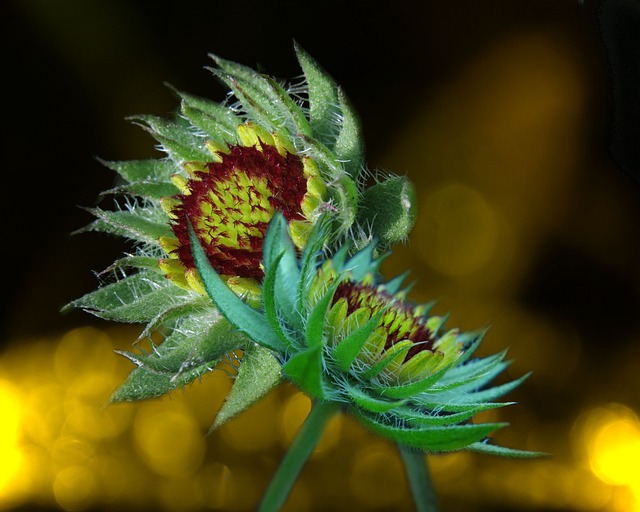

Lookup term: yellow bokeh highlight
[572,403,640,512]
[0,380,22,500]
[134,401,206,478]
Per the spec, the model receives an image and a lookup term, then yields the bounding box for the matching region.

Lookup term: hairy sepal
[110,312,247,402]
[211,343,282,430]
[189,224,286,353]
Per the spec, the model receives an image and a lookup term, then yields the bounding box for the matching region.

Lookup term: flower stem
[398,444,439,512]
[259,400,340,512]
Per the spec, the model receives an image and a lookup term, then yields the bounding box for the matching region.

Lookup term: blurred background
[2,0,640,510]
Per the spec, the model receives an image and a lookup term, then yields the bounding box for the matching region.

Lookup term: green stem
[259,400,340,512]
[398,444,439,512]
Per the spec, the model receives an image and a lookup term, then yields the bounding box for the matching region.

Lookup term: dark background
[4,0,637,342]
[2,1,640,511]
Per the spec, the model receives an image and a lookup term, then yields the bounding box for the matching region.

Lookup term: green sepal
[99,158,176,184]
[211,343,282,430]
[305,281,340,349]
[466,442,548,458]
[299,136,358,228]
[109,313,247,402]
[333,87,364,180]
[263,213,302,330]
[171,87,242,141]
[437,350,508,387]
[429,353,510,393]
[263,75,312,137]
[297,214,331,308]
[352,409,508,452]
[100,255,162,273]
[344,383,405,413]
[294,42,341,148]
[78,208,172,246]
[421,372,531,407]
[262,251,298,349]
[396,402,513,427]
[130,114,211,162]
[358,175,417,247]
[383,271,411,296]
[331,311,385,372]
[100,180,180,200]
[344,242,381,281]
[282,347,326,400]
[62,271,194,324]
[370,366,449,400]
[189,224,286,354]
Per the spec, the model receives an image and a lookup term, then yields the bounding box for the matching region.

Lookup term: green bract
[192,213,539,456]
[64,47,417,419]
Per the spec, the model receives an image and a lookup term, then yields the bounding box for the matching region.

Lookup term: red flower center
[171,145,307,279]
[332,280,436,360]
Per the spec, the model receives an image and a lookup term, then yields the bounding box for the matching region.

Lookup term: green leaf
[63,271,195,324]
[189,224,286,353]
[110,312,248,402]
[305,281,340,349]
[370,365,449,400]
[359,176,417,248]
[79,208,172,245]
[352,409,507,452]
[262,251,298,349]
[100,158,176,184]
[396,402,512,427]
[333,87,364,180]
[282,347,326,400]
[300,136,359,227]
[294,42,341,147]
[212,344,282,430]
[344,384,405,413]
[173,87,242,138]
[466,442,548,458]
[131,114,211,162]
[101,180,180,200]
[417,373,531,407]
[331,311,384,372]
[263,213,302,330]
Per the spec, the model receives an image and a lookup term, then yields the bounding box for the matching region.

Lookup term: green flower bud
[191,213,537,456]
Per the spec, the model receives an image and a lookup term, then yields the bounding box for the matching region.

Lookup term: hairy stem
[259,400,340,512]
[398,444,439,512]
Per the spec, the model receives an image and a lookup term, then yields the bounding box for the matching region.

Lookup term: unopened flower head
[159,122,325,295]
[193,213,533,454]
[66,47,417,408]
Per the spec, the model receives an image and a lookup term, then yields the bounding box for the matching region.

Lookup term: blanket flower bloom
[64,46,417,416]
[192,212,537,456]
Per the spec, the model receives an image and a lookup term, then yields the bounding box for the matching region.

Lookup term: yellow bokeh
[0,380,22,501]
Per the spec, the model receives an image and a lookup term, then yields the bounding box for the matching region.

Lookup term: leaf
[173,87,242,138]
[262,251,297,349]
[333,87,364,180]
[131,114,211,162]
[212,344,282,430]
[100,180,180,200]
[419,373,531,406]
[294,42,341,147]
[344,383,405,413]
[63,271,196,324]
[110,312,248,402]
[100,158,176,184]
[262,213,302,330]
[189,223,286,353]
[79,208,172,245]
[466,442,548,458]
[282,347,326,400]
[331,311,385,372]
[352,409,507,452]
